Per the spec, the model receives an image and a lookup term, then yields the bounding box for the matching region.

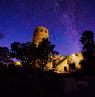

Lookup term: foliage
[11,42,37,68]
[0,47,12,68]
[10,39,58,70]
[36,38,59,70]
[80,30,95,72]
[80,31,94,54]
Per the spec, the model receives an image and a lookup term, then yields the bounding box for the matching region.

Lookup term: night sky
[0,0,95,55]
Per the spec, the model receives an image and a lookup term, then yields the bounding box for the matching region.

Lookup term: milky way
[56,0,81,54]
[52,0,95,55]
[0,0,95,55]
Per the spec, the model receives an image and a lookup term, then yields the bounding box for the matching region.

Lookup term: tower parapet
[32,26,49,47]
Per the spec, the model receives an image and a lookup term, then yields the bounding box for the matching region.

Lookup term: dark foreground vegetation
[0,69,95,97]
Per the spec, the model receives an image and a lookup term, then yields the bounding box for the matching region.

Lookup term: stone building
[32,26,84,73]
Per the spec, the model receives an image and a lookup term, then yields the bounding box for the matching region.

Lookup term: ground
[0,70,95,97]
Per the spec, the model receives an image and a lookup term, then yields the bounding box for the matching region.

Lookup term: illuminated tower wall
[32,26,49,47]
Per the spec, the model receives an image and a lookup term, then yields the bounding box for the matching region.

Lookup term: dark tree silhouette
[35,38,58,70]
[80,31,94,54]
[0,47,12,69]
[11,42,22,58]
[80,30,95,73]
[10,39,58,71]
[11,42,37,69]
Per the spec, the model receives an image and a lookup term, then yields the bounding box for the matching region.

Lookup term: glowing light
[15,61,22,67]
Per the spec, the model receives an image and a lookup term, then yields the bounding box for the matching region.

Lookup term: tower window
[75,54,78,56]
[64,66,67,72]
[45,30,47,33]
[40,29,43,32]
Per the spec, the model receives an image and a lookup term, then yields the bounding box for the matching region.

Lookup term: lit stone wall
[67,52,83,70]
[45,61,53,70]
[54,59,69,73]
[32,26,49,47]
[44,55,65,71]
[44,52,84,73]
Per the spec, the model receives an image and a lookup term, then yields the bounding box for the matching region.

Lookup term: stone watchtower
[32,26,49,47]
